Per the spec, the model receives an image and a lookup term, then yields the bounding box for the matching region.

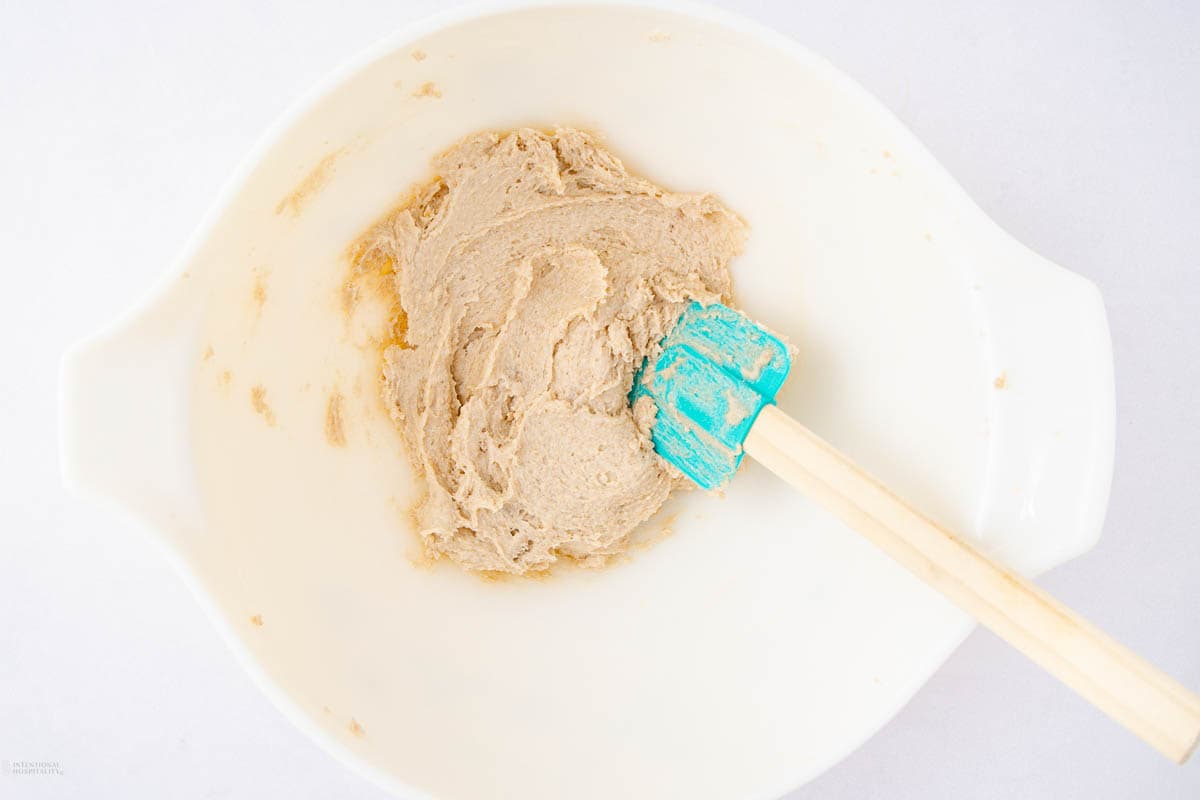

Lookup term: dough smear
[362,128,744,573]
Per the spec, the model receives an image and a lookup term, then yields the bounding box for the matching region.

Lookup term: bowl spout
[60,276,205,543]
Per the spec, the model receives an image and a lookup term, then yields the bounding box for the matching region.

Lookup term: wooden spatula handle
[744,404,1200,763]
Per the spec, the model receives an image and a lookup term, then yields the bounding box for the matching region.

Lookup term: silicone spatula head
[630,302,792,490]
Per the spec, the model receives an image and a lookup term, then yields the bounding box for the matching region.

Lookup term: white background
[2,0,1198,797]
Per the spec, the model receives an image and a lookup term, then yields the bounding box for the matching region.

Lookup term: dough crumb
[348,718,366,738]
[276,151,342,217]
[220,369,233,387]
[741,348,773,381]
[249,614,264,626]
[250,385,277,426]
[411,49,427,61]
[363,127,744,574]
[648,29,671,42]
[325,391,347,447]
[724,392,751,427]
[412,81,441,99]
[202,345,214,361]
[994,371,1008,390]
[252,269,268,316]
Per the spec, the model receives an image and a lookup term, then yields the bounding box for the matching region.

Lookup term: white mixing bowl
[61,2,1114,798]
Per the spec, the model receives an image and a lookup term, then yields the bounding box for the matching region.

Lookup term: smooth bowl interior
[151,3,1103,799]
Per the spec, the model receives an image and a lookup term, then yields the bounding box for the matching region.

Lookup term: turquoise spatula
[633,301,1200,763]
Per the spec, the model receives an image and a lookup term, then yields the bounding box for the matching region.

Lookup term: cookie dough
[365,128,744,573]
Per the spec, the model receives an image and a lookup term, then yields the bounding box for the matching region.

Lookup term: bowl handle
[59,278,205,545]
[971,227,1116,574]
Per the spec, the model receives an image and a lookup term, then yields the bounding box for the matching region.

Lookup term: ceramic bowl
[60,2,1114,798]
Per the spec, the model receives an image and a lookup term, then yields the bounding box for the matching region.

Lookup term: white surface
[1,0,1197,797]
[54,3,1119,797]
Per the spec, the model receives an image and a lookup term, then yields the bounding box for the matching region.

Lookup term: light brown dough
[364,128,744,573]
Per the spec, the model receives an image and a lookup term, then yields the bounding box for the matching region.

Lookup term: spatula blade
[631,302,791,489]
